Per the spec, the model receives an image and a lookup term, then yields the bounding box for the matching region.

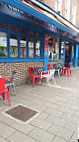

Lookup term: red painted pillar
[44,33,49,70]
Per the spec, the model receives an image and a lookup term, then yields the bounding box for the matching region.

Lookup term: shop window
[10,25,17,31]
[36,40,40,58]
[20,36,26,57]
[48,37,59,60]
[0,32,7,57]
[36,33,41,37]
[61,42,65,57]
[20,28,26,34]
[29,31,34,36]
[10,34,18,57]
[0,22,6,29]
[28,38,34,58]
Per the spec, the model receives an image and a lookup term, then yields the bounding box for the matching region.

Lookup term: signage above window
[7,4,24,14]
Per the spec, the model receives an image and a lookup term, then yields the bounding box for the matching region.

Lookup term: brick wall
[0,61,61,86]
[44,0,55,9]
[0,62,43,86]
[48,61,60,68]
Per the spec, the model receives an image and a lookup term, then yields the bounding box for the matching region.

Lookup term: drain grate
[5,104,38,122]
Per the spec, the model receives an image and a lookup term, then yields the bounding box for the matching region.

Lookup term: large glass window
[10,34,18,57]
[28,38,34,58]
[36,40,40,58]
[0,32,7,57]
[61,42,65,57]
[48,37,59,60]
[20,36,26,57]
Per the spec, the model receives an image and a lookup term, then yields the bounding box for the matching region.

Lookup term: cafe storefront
[0,0,79,85]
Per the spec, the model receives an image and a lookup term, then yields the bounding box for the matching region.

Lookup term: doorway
[65,43,69,66]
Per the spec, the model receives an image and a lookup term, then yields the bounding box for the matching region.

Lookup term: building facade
[0,0,79,86]
[40,0,79,65]
[41,0,79,28]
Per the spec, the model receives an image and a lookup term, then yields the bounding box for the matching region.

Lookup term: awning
[1,0,79,36]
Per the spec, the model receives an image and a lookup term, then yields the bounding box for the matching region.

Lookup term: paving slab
[0,121,16,139]
[7,131,36,142]
[28,127,55,142]
[65,122,78,133]
[70,133,78,142]
[44,107,63,117]
[0,113,15,125]
[0,68,79,142]
[48,124,73,141]
[0,137,9,142]
[29,117,52,130]
[11,122,34,135]
[52,136,67,142]
[46,115,67,127]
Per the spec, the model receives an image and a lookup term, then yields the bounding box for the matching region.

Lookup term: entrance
[65,43,69,66]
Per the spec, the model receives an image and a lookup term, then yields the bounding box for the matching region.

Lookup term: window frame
[20,35,27,59]
[35,38,41,59]
[0,28,8,59]
[10,32,19,59]
[0,22,44,62]
[48,37,60,61]
[28,36,35,59]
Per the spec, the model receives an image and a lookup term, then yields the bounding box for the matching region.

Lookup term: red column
[44,33,49,70]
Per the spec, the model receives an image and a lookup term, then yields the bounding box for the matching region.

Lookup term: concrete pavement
[0,67,79,142]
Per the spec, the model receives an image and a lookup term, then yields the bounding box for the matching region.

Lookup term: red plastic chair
[27,67,42,87]
[0,76,11,106]
[61,62,72,77]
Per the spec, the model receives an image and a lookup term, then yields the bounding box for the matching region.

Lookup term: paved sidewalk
[0,68,79,142]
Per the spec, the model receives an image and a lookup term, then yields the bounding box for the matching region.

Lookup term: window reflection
[28,38,34,58]
[20,36,26,57]
[61,42,65,56]
[10,34,18,57]
[36,40,40,58]
[48,37,59,60]
[0,32,7,57]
